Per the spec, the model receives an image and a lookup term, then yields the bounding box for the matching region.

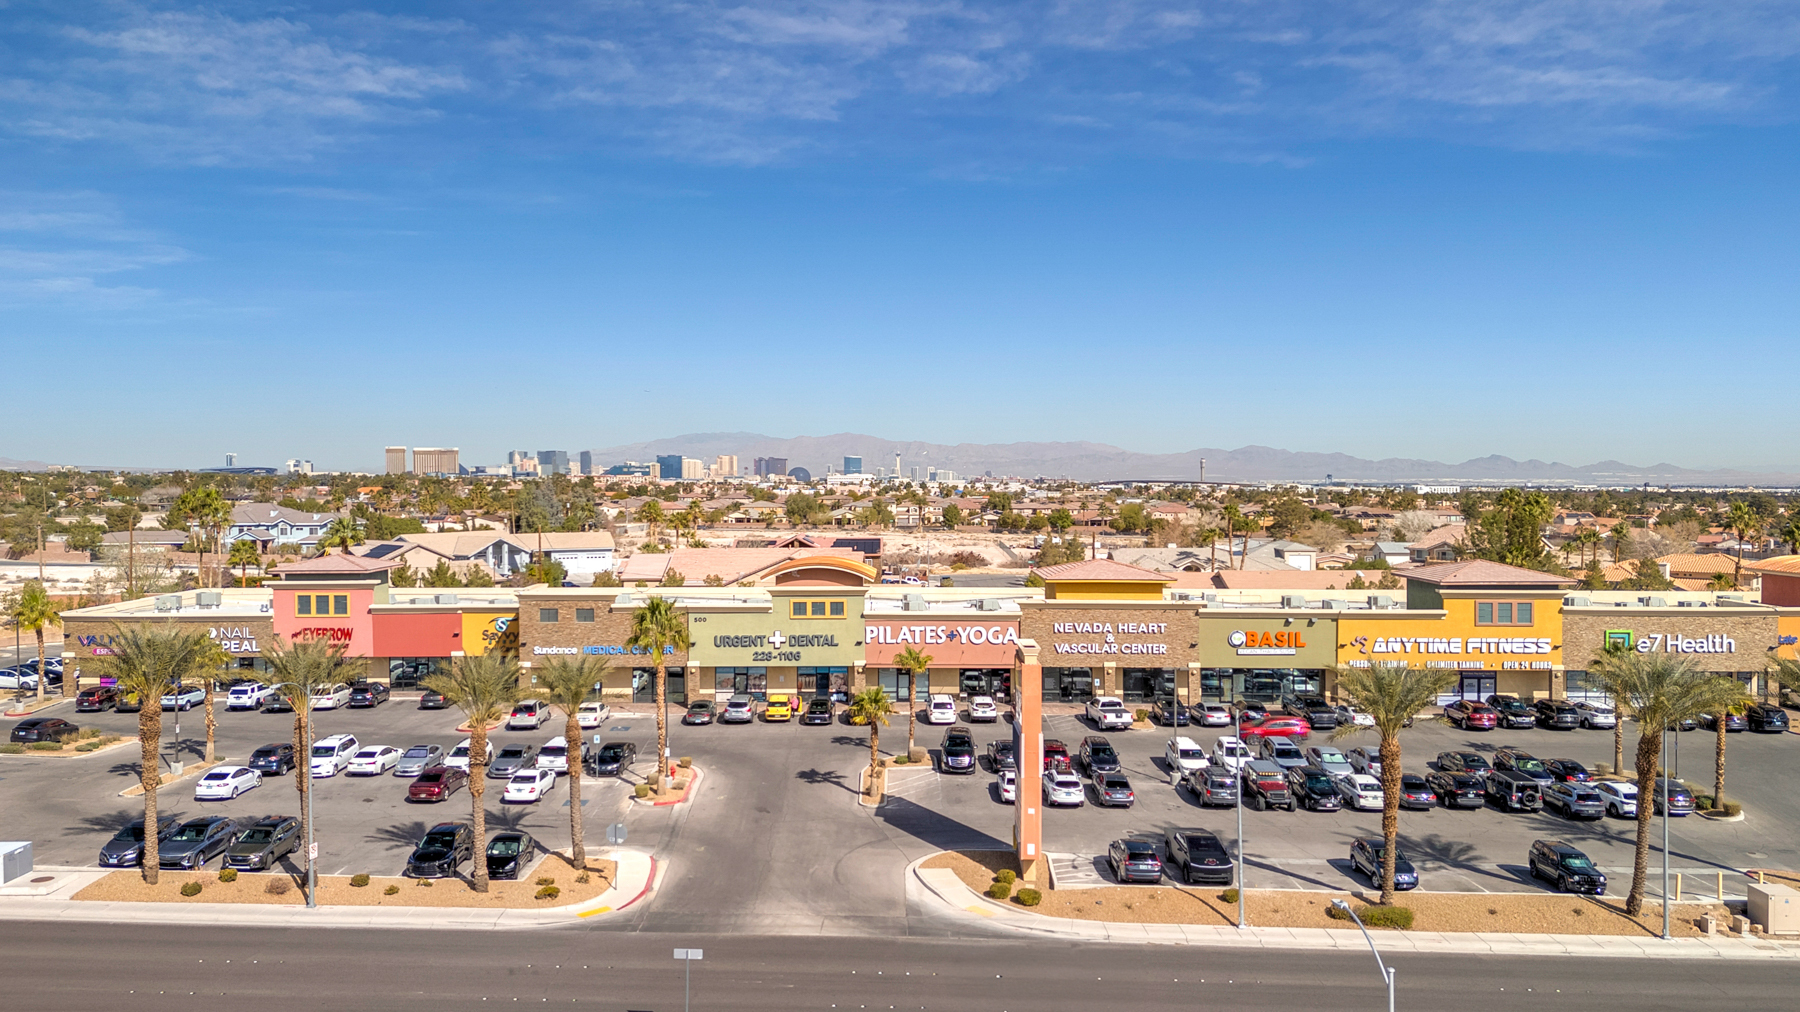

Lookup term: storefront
[1337,589,1568,703]
[371,592,520,686]
[1019,601,1198,705]
[689,589,864,702]
[1193,613,1339,704]
[864,611,1022,702]
[61,589,278,691]
[1562,603,1780,699]
[516,589,689,703]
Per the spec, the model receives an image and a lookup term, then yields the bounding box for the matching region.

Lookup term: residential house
[223,503,344,550]
[1408,525,1467,563]
[1368,541,1412,567]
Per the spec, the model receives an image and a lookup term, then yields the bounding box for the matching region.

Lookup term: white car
[1164,737,1210,776]
[309,733,360,777]
[1594,780,1638,817]
[1085,696,1134,730]
[1334,705,1377,728]
[309,683,351,710]
[507,699,547,730]
[1346,746,1382,777]
[346,745,402,776]
[503,768,558,803]
[997,769,1017,803]
[967,696,1000,722]
[535,736,579,774]
[194,765,262,800]
[225,683,272,711]
[161,685,205,710]
[1306,746,1354,777]
[1210,736,1252,773]
[0,669,36,690]
[1335,773,1385,811]
[1576,701,1619,729]
[443,738,492,772]
[1043,771,1085,807]
[925,694,958,725]
[1193,704,1234,727]
[576,702,612,730]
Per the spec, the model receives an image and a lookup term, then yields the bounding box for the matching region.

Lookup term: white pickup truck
[1085,696,1134,730]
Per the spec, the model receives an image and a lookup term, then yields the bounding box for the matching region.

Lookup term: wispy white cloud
[0,191,187,306]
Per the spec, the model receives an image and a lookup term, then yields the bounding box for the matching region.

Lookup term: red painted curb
[615,856,657,910]
[649,766,703,805]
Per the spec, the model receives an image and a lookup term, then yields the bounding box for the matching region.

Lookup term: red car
[1238,716,1312,741]
[406,766,469,803]
[1042,739,1072,773]
[1444,700,1499,730]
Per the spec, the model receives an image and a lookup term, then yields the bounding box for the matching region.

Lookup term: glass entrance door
[1460,674,1496,700]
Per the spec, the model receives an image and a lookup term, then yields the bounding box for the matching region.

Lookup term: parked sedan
[444,738,491,772]
[1332,704,1376,728]
[1043,772,1085,807]
[1108,839,1163,884]
[502,768,559,804]
[97,815,179,867]
[225,816,300,871]
[966,695,1000,722]
[1543,758,1592,783]
[1426,770,1486,809]
[801,698,835,725]
[1149,699,1188,727]
[486,831,535,880]
[1093,773,1136,808]
[1530,840,1606,895]
[1288,767,1343,812]
[683,700,716,725]
[1165,828,1234,885]
[406,823,473,878]
[195,765,262,800]
[10,717,80,743]
[1192,703,1234,727]
[1543,781,1607,819]
[1699,711,1748,733]
[996,769,1017,803]
[1443,700,1498,730]
[346,745,403,777]
[160,686,205,711]
[488,743,539,778]
[576,702,612,729]
[1304,746,1353,777]
[347,682,390,708]
[394,744,446,777]
[1334,773,1385,812]
[419,689,450,710]
[1399,774,1437,811]
[1434,750,1492,775]
[1349,837,1417,890]
[407,766,468,802]
[1593,780,1638,817]
[159,816,239,870]
[1238,716,1312,741]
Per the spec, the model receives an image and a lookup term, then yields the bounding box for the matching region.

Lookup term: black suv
[1283,695,1338,731]
[1534,699,1581,730]
[1484,694,1538,729]
[226,816,301,870]
[1165,828,1234,885]
[801,698,835,725]
[938,726,977,774]
[1434,751,1492,775]
[1529,840,1606,894]
[1746,703,1790,732]
[1426,770,1486,808]
[347,682,389,708]
[1485,770,1544,812]
[75,686,120,712]
[986,739,1016,772]
[248,742,298,775]
[1287,766,1342,812]
[1493,747,1556,787]
[1079,736,1121,776]
[586,741,637,776]
[1149,699,1188,726]
[407,822,474,878]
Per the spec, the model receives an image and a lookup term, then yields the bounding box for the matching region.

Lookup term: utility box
[1747,882,1800,936]
[0,842,31,884]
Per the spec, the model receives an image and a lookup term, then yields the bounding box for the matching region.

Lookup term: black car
[1080,736,1121,776]
[1287,766,1343,812]
[225,816,301,870]
[97,814,179,867]
[801,698,835,725]
[10,717,79,743]
[986,739,1016,773]
[1434,750,1492,775]
[1349,837,1417,890]
[75,686,120,712]
[1283,695,1338,731]
[586,741,637,776]
[1426,770,1486,808]
[1398,773,1437,811]
[1667,716,1700,732]
[682,700,716,725]
[1485,770,1544,812]
[406,822,474,878]
[159,816,239,870]
[1699,711,1748,733]
[1232,700,1270,723]
[419,689,450,710]
[1107,839,1163,884]
[347,682,390,708]
[1485,694,1539,729]
[1534,699,1582,730]
[1493,747,1556,787]
[938,727,978,774]
[1149,699,1188,726]
[262,693,294,714]
[486,831,535,880]
[248,742,298,775]
[1530,840,1606,894]
[1543,758,1591,783]
[1746,703,1790,732]
[1165,828,1234,885]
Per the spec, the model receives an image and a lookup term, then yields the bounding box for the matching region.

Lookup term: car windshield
[1178,748,1204,760]
[311,745,336,757]
[1316,750,1345,762]
[421,833,457,849]
[1304,774,1333,791]
[112,825,148,841]
[241,828,274,843]
[171,824,210,841]
[1514,758,1546,772]
[1221,744,1248,757]
[540,745,566,756]
[1561,854,1596,869]
[489,838,523,857]
[599,746,625,758]
[404,747,433,758]
[498,747,527,758]
[451,745,470,756]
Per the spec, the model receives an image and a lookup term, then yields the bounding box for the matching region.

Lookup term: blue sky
[4,1,1798,472]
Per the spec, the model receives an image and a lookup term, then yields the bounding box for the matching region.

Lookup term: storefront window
[632,667,686,704]
[1042,667,1095,704]
[1121,668,1175,703]
[1225,668,1323,704]
[712,667,767,698]
[1199,668,1229,702]
[388,658,446,688]
[798,667,849,699]
[959,669,1011,701]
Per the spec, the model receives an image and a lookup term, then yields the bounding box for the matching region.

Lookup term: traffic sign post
[673,948,703,1012]
[607,822,628,846]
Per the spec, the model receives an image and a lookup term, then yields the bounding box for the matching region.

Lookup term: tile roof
[1746,555,1800,575]
[1407,525,1467,550]
[272,552,404,575]
[1398,560,1577,587]
[1033,559,1174,582]
[230,502,343,526]
[1654,553,1740,576]
[1208,571,1395,591]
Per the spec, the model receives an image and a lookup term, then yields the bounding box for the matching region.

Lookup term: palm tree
[1711,692,1755,812]
[1778,517,1800,557]
[1587,651,1754,915]
[95,625,216,884]
[317,516,365,556]
[256,637,362,897]
[1727,501,1759,589]
[1574,528,1602,568]
[227,539,260,587]
[193,492,232,588]
[422,653,522,893]
[197,638,231,763]
[848,685,892,798]
[892,646,933,757]
[533,656,610,871]
[1223,505,1246,569]
[12,580,62,701]
[1330,662,1457,905]
[625,596,691,788]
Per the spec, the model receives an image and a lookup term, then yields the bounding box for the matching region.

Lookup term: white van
[925,694,958,725]
[1164,736,1209,776]
[309,683,351,710]
[309,733,360,777]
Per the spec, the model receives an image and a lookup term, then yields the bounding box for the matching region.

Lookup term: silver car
[1574,701,1618,729]
[394,744,446,777]
[488,743,539,778]
[720,694,755,724]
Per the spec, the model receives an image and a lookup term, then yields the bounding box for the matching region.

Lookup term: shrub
[535,885,561,900]
[535,877,556,887]
[30,741,63,751]
[1134,709,1150,722]
[1015,888,1042,907]
[383,885,400,895]
[678,756,692,769]
[0,744,23,754]
[180,882,202,897]
[350,873,371,888]
[576,872,591,884]
[1723,801,1744,817]
[76,741,103,752]
[264,877,291,895]
[418,879,433,887]
[218,868,238,883]
[995,869,1017,886]
[79,727,102,740]
[1220,888,1240,903]
[634,784,652,798]
[987,882,1012,900]
[1328,903,1413,929]
[892,755,909,765]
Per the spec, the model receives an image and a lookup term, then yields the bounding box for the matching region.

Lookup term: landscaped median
[922,849,1731,938]
[0,731,132,760]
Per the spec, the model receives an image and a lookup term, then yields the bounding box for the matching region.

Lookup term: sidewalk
[0,849,658,930]
[910,857,1800,960]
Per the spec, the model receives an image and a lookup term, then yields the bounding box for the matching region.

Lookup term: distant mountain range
[585,433,1800,486]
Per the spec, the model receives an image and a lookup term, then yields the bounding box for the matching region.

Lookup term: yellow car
[763,694,794,721]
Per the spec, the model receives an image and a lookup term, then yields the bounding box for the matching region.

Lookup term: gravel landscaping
[73,854,616,908]
[924,850,1727,937]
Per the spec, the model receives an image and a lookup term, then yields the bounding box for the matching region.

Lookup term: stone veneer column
[1014,640,1043,885]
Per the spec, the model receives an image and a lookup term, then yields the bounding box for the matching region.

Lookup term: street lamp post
[1661,726,1670,940]
[1236,705,1246,929]
[1332,899,1396,1012]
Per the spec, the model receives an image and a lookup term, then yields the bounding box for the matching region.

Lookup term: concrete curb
[907,854,1800,960]
[118,758,229,797]
[635,766,703,807]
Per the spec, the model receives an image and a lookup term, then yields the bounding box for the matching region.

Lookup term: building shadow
[872,794,1009,854]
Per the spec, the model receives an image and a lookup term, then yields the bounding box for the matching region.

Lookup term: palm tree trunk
[293,706,309,881]
[1377,734,1402,906]
[1713,716,1727,811]
[139,705,162,884]
[35,629,46,701]
[1626,729,1662,916]
[470,721,490,893]
[868,720,881,797]
[203,678,217,763]
[1613,723,1624,776]
[566,711,586,871]
[654,661,669,788]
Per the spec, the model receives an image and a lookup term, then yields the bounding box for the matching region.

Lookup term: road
[0,922,1787,1011]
